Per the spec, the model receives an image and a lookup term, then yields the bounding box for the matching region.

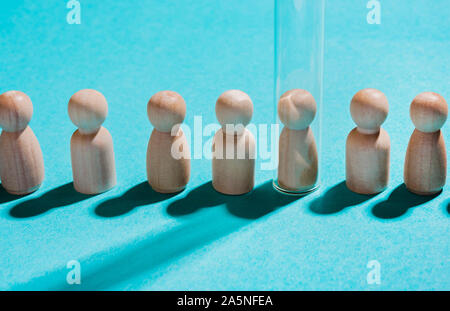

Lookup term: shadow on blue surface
[225,181,300,219]
[0,185,24,204]
[309,181,374,215]
[9,183,92,218]
[371,184,441,220]
[167,181,300,219]
[95,182,178,217]
[12,180,300,290]
[167,182,225,216]
[447,201,450,215]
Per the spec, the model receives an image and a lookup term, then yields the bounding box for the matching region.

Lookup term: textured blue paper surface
[0,0,448,290]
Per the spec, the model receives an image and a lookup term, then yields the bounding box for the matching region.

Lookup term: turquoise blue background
[0,0,448,290]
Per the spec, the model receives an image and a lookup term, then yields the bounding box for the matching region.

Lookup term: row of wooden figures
[0,88,447,197]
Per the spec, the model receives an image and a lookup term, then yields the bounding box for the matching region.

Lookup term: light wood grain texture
[278,89,317,131]
[278,127,318,192]
[147,128,190,193]
[0,127,44,195]
[0,90,33,132]
[409,92,448,133]
[146,91,190,193]
[0,91,44,195]
[346,89,390,194]
[350,88,389,134]
[277,89,318,192]
[404,92,447,195]
[404,130,446,195]
[212,90,255,195]
[69,89,116,194]
[215,90,253,135]
[346,128,390,194]
[68,89,108,134]
[71,127,116,194]
[212,128,255,195]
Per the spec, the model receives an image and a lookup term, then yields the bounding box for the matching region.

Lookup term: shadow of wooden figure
[9,183,91,218]
[309,181,375,215]
[95,182,178,218]
[224,181,301,219]
[371,184,441,220]
[167,181,301,220]
[0,184,25,204]
[166,182,225,216]
[11,180,302,290]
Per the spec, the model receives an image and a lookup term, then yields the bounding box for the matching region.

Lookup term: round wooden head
[410,92,448,133]
[350,88,389,134]
[216,90,253,135]
[0,91,33,132]
[147,91,186,133]
[68,89,108,134]
[278,89,316,130]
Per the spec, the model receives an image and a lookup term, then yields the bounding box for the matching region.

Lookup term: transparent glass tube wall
[273,0,325,194]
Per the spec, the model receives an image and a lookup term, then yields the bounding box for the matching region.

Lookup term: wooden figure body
[404,92,447,195]
[69,89,116,194]
[147,128,190,193]
[146,91,190,193]
[212,128,255,195]
[346,89,390,195]
[0,91,44,195]
[277,89,318,192]
[212,90,255,195]
[346,128,390,194]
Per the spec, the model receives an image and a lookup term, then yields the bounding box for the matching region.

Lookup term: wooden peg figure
[277,89,318,192]
[0,91,44,195]
[147,91,190,193]
[212,90,255,195]
[404,92,447,195]
[346,88,390,195]
[69,89,116,194]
